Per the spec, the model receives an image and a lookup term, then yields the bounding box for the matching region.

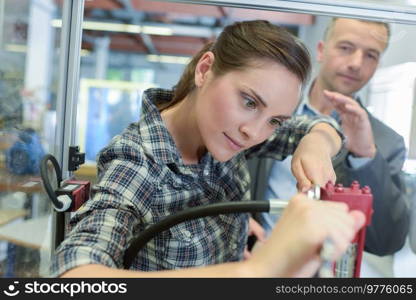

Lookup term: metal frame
[0,0,4,48]
[161,0,416,24]
[52,0,85,250]
[55,0,84,174]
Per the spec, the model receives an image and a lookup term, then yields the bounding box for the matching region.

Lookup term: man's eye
[339,46,351,52]
[243,97,257,109]
[269,118,283,127]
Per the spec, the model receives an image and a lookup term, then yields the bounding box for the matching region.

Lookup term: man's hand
[324,90,376,158]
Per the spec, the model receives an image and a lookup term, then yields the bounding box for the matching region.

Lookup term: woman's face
[194,53,302,162]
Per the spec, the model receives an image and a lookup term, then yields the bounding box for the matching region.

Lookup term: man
[249,18,409,256]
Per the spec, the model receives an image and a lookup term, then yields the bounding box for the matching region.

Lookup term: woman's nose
[239,120,264,141]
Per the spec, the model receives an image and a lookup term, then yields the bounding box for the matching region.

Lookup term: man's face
[317,18,388,96]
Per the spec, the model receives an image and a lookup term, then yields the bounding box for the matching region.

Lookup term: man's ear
[195,51,215,87]
[317,41,325,63]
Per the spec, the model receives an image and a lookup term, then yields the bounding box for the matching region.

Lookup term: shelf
[0,215,49,250]
[0,209,28,227]
[0,167,42,193]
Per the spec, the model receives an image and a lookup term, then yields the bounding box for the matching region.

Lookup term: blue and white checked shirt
[51,88,341,276]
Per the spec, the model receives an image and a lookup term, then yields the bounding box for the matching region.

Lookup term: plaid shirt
[51,88,341,276]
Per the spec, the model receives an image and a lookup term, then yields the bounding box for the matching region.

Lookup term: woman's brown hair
[159,20,311,111]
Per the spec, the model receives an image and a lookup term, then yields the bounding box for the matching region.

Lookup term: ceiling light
[142,26,173,36]
[4,44,27,52]
[80,49,91,57]
[146,55,190,64]
[51,19,173,36]
[51,19,62,27]
[5,43,90,56]
[83,21,141,33]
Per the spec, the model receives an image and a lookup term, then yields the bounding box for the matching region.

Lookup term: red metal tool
[320,181,373,277]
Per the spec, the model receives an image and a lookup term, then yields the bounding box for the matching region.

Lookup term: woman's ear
[195,51,215,87]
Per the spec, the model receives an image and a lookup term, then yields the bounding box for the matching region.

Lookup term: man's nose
[348,50,364,71]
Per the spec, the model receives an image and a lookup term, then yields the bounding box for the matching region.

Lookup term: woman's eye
[243,96,257,109]
[269,118,283,127]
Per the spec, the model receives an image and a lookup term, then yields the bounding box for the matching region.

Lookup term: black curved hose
[123,201,270,269]
[40,154,66,249]
[40,154,63,210]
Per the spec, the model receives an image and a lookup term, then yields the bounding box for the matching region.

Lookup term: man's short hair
[323,17,390,47]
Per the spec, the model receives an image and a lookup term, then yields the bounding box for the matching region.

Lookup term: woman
[52,20,365,277]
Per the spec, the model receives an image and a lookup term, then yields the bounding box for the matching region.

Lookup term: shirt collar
[296,79,360,120]
[296,79,319,116]
[139,88,182,164]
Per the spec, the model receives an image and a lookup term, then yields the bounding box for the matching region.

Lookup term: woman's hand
[247,193,366,277]
[291,122,341,192]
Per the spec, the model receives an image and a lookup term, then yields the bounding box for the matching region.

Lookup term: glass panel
[300,16,416,277]
[349,0,416,8]
[0,0,62,277]
[165,0,416,23]
[292,0,416,9]
[61,0,416,279]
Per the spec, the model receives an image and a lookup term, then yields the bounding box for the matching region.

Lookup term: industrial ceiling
[56,0,314,56]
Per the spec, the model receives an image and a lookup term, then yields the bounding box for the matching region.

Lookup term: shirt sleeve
[244,114,343,160]
[50,142,155,277]
[347,154,373,169]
